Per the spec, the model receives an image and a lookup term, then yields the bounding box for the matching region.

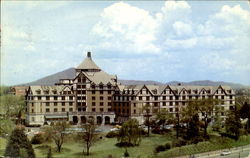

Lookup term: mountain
[20,67,249,90]
[166,80,249,89]
[22,68,76,86]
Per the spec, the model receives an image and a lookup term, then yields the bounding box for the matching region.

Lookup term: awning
[45,115,68,119]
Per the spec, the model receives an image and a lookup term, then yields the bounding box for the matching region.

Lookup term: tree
[117,119,141,146]
[44,121,69,152]
[47,146,53,158]
[79,119,98,156]
[211,112,223,132]
[156,109,172,131]
[186,114,200,140]
[0,94,26,124]
[225,110,242,139]
[239,102,250,131]
[5,126,35,158]
[188,98,220,137]
[143,104,152,136]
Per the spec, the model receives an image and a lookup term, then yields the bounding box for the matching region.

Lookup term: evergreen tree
[225,110,242,139]
[5,126,35,158]
[186,114,200,140]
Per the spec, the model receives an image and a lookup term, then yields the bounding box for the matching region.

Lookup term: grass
[1,132,250,158]
[32,133,172,158]
[155,134,250,158]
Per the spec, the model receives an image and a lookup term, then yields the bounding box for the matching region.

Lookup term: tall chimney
[87,52,91,58]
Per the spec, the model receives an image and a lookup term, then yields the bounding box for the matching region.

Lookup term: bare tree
[79,119,98,156]
[44,121,69,152]
[143,104,152,136]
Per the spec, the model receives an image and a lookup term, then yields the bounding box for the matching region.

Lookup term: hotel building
[25,52,235,126]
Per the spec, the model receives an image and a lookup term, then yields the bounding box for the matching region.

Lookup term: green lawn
[1,133,250,158]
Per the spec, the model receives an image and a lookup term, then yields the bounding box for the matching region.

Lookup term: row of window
[92,96,112,100]
[92,102,112,106]
[91,108,112,112]
[33,96,74,100]
[45,108,73,112]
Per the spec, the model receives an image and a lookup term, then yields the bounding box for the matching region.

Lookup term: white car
[220,150,231,156]
[110,128,119,131]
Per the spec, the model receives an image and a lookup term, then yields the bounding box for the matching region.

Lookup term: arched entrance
[104,116,110,124]
[97,116,102,125]
[73,116,78,125]
[88,116,94,123]
[81,116,86,124]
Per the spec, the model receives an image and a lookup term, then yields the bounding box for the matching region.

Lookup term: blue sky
[1,1,250,86]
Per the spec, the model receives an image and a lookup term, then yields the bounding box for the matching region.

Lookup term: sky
[1,1,250,86]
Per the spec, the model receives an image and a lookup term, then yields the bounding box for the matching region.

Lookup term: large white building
[25,52,235,126]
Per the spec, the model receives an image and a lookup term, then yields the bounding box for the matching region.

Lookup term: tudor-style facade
[25,52,235,126]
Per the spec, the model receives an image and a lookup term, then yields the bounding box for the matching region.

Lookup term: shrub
[165,142,171,149]
[123,149,130,157]
[154,145,166,153]
[139,128,147,135]
[31,133,44,144]
[116,142,134,147]
[152,127,161,134]
[172,138,187,147]
[106,131,118,138]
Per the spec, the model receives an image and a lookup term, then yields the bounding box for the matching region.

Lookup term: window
[46,108,50,112]
[100,102,104,106]
[108,91,112,94]
[62,96,65,100]
[69,102,73,106]
[169,102,173,106]
[154,96,158,100]
[46,102,50,106]
[134,109,136,114]
[32,109,34,113]
[92,96,95,100]
[163,96,166,100]
[100,108,104,112]
[108,96,112,100]
[92,102,96,106]
[69,108,73,112]
[69,96,73,100]
[169,108,173,112]
[162,102,166,106]
[62,108,65,112]
[189,96,192,99]
[100,91,103,94]
[221,96,224,99]
[62,102,65,106]
[108,108,112,112]
[54,102,57,106]
[100,96,104,100]
[108,102,112,106]
[54,96,57,100]
[92,108,96,112]
[46,96,50,100]
[92,91,95,94]
[98,84,103,89]
[54,108,58,112]
[154,102,158,107]
[139,96,142,100]
[175,96,179,100]
[170,96,173,100]
[182,96,186,100]
[134,103,136,107]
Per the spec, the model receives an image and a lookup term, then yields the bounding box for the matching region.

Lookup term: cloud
[91,2,160,54]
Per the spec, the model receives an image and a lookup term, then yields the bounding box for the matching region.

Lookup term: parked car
[220,150,231,156]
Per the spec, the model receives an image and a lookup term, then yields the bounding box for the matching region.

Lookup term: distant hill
[20,67,249,90]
